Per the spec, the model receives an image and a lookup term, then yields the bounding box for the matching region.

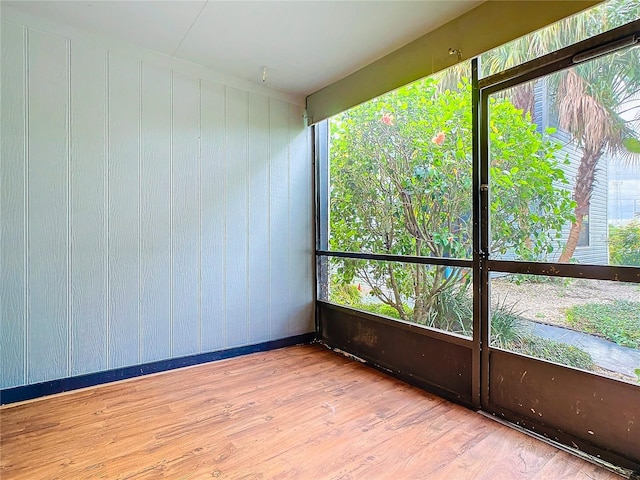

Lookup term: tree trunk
[513,83,536,122]
[558,147,604,263]
[412,263,425,324]
[387,264,407,320]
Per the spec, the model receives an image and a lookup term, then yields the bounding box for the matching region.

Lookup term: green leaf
[622,137,640,153]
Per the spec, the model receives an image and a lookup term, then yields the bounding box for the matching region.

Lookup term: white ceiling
[3,1,483,97]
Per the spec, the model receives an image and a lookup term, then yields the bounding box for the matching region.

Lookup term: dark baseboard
[0,332,317,406]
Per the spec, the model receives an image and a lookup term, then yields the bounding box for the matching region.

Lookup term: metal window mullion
[471,58,482,410]
[479,78,491,409]
[487,259,640,284]
[316,250,473,269]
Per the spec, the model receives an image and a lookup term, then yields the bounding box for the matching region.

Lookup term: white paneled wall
[0,20,313,389]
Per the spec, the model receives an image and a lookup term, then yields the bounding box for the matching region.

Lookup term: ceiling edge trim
[306,0,601,124]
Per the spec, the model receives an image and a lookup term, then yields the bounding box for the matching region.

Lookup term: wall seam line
[24,26,30,385]
[267,98,272,341]
[245,93,250,345]
[67,37,73,377]
[170,69,174,357]
[105,49,110,370]
[287,105,292,336]
[138,59,143,364]
[198,78,203,353]
[223,85,227,348]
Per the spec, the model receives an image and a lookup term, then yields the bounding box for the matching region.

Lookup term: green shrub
[491,302,526,349]
[609,221,640,266]
[490,300,594,370]
[356,302,411,320]
[515,337,594,370]
[426,289,473,337]
[329,282,362,306]
[566,301,640,349]
[329,282,414,321]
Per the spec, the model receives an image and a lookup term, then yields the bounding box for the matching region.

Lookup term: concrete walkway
[521,320,640,378]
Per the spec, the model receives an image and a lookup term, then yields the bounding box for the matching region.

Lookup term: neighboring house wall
[0,16,313,390]
[608,161,640,225]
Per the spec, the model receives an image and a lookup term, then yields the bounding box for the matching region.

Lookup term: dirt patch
[490,277,640,328]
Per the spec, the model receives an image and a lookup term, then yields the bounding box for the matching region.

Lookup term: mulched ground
[490,276,639,328]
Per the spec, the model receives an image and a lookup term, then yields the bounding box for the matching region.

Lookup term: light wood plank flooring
[1,344,622,479]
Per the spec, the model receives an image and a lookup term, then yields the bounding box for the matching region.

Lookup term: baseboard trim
[0,333,317,405]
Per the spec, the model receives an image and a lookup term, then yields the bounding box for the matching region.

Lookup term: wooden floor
[1,345,622,479]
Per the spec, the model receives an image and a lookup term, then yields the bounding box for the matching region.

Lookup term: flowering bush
[329,76,574,327]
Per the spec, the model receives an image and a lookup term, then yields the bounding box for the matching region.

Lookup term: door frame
[477,20,640,472]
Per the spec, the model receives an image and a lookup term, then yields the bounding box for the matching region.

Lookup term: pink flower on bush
[432,131,446,145]
[381,113,393,126]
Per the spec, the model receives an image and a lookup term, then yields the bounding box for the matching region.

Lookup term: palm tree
[555,50,640,261]
[479,0,640,262]
[433,1,640,263]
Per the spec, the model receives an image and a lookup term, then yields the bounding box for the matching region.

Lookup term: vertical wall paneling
[1,22,27,388]
[26,30,70,383]
[269,99,291,339]
[288,105,313,336]
[248,94,271,343]
[0,17,312,390]
[140,63,172,362]
[200,81,226,351]
[171,72,201,356]
[70,42,108,375]
[108,52,141,368]
[224,87,249,347]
